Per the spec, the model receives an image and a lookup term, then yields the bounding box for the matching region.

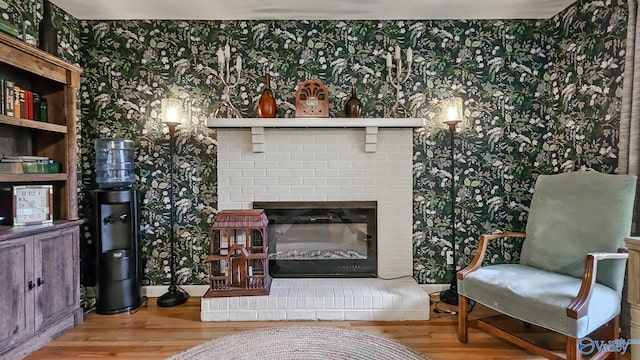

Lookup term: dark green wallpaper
[0,0,628,286]
[1,0,80,64]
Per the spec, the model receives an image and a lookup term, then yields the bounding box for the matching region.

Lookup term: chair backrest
[520,171,636,293]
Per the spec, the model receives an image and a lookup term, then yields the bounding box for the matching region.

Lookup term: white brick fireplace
[202,118,429,321]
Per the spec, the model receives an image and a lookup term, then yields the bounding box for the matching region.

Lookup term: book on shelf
[0,155,60,174]
[3,155,50,161]
[13,85,34,120]
[23,161,60,173]
[0,80,44,120]
[24,89,33,120]
[33,93,42,121]
[3,80,14,117]
[0,79,4,115]
[40,97,47,121]
[0,162,22,174]
[13,85,22,119]
[0,162,60,174]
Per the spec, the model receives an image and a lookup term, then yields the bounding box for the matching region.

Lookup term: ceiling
[50,0,576,20]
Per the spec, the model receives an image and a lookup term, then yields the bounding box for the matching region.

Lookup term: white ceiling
[50,0,575,20]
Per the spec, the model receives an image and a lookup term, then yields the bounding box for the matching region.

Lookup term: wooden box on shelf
[205,209,272,297]
[295,79,329,118]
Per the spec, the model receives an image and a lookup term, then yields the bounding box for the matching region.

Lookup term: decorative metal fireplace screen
[253,201,377,277]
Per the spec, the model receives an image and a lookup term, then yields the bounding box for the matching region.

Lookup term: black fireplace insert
[253,201,377,277]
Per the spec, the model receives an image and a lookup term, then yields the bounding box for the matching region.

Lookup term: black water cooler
[94,189,141,314]
[93,138,142,314]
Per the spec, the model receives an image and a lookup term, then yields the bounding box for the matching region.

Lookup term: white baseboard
[143,285,209,298]
[143,284,449,299]
[419,284,450,296]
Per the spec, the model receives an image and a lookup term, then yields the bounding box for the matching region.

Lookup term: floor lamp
[158,98,190,307]
[438,97,463,306]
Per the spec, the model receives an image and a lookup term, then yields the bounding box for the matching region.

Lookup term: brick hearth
[201,278,430,321]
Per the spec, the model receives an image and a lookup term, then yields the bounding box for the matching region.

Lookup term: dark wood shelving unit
[0,32,83,360]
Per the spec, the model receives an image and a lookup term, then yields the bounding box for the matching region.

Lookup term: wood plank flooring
[26,296,630,359]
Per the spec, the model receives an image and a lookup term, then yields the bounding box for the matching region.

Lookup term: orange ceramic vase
[258,73,276,118]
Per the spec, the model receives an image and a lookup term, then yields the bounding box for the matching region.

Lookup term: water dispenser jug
[95,138,135,189]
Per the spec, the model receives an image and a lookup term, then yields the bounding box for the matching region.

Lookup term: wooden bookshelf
[0,31,83,360]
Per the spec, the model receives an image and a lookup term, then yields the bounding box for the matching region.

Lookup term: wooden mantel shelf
[206,118,425,153]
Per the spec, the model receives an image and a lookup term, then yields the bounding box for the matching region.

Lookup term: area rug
[167,326,430,360]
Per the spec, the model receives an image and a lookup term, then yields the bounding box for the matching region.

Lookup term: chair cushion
[520,172,636,293]
[458,264,621,338]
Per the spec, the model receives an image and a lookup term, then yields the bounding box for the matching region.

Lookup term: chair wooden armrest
[566,250,629,319]
[457,232,526,280]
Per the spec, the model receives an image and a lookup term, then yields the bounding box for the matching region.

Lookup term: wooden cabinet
[0,235,33,352]
[34,227,80,330]
[0,223,82,359]
[0,33,83,359]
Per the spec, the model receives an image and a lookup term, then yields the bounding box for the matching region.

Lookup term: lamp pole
[439,119,461,306]
[157,120,189,307]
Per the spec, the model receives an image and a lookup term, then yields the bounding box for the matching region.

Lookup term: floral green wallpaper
[415,1,628,284]
[1,0,80,64]
[1,0,628,286]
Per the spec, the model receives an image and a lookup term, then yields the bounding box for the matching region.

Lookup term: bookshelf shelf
[0,115,67,133]
[0,173,67,182]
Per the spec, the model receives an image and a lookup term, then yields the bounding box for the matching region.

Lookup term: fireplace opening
[253,201,377,277]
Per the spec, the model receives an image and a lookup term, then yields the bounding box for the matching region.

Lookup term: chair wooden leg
[566,318,620,360]
[458,294,468,343]
[610,316,620,360]
[566,336,581,360]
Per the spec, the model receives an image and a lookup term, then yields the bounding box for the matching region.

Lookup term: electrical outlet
[446,250,454,265]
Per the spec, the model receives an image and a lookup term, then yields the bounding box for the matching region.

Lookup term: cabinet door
[33,227,79,330]
[0,236,34,351]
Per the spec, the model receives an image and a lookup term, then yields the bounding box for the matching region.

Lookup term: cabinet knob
[37,278,44,286]
[119,213,128,222]
[103,215,115,224]
[28,281,35,290]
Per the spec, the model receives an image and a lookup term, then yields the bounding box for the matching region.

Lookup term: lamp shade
[162,98,183,125]
[440,97,463,124]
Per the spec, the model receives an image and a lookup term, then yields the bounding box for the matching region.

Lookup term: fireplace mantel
[208,121,421,320]
[206,117,424,152]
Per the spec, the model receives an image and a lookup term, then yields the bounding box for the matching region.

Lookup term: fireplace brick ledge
[206,117,425,153]
[200,277,430,321]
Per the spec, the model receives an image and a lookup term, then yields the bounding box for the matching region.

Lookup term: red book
[24,90,32,120]
[28,90,34,120]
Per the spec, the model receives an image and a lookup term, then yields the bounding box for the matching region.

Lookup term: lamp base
[157,287,189,307]
[439,288,459,306]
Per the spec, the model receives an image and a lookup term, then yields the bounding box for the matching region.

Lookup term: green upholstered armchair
[457,171,637,360]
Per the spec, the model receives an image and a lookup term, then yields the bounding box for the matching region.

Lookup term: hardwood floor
[26,296,630,360]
